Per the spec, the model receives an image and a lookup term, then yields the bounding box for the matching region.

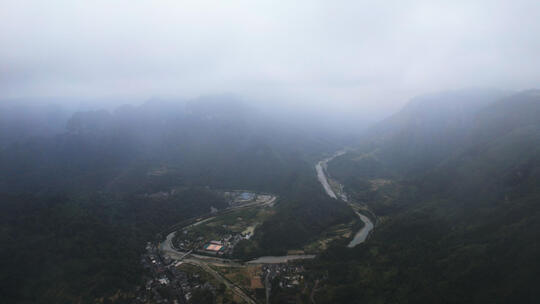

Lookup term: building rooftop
[204,243,223,251]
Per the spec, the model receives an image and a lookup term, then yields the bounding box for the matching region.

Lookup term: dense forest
[0,97,353,303]
[313,90,540,303]
[0,188,227,303]
[3,0,539,302]
[2,90,540,303]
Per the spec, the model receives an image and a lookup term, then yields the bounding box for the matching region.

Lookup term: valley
[317,150,376,248]
[3,90,540,304]
[136,152,375,303]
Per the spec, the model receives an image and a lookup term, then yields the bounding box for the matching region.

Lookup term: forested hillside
[316,90,540,303]
[0,97,354,303]
[3,90,539,303]
[0,188,227,303]
[0,97,335,194]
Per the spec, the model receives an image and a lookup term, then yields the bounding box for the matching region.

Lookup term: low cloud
[1,0,539,114]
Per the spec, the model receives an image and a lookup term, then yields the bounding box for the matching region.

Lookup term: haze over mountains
[1,96,344,193]
[1,88,540,303]
[1,94,357,302]
[323,89,540,303]
[2,1,540,303]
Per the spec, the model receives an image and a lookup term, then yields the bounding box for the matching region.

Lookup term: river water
[317,150,374,247]
[347,212,374,247]
[316,159,337,199]
[161,151,373,265]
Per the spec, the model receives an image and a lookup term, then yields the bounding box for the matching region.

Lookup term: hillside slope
[0,97,354,303]
[318,90,540,303]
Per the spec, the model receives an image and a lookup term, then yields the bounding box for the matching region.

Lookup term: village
[135,241,307,304]
[133,191,309,304]
[262,264,304,290]
[136,242,199,304]
[174,225,255,258]
[172,191,274,258]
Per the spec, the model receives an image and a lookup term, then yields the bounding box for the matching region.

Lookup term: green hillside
[317,90,540,303]
[0,98,354,303]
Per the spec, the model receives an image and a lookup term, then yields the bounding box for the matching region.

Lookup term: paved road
[158,158,376,304]
[246,255,316,264]
[160,233,256,303]
[159,196,282,304]
[184,258,258,304]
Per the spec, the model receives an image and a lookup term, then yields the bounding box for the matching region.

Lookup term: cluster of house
[135,243,216,304]
[223,191,257,207]
[174,231,202,252]
[262,264,305,290]
[135,239,307,304]
[176,231,253,257]
[198,232,253,256]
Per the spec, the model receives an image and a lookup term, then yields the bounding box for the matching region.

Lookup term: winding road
[156,150,375,303]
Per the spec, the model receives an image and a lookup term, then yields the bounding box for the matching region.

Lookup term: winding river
[347,212,374,247]
[316,157,339,199]
[317,151,375,247]
[160,150,373,267]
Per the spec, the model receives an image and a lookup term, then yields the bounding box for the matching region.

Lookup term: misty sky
[1,0,540,113]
